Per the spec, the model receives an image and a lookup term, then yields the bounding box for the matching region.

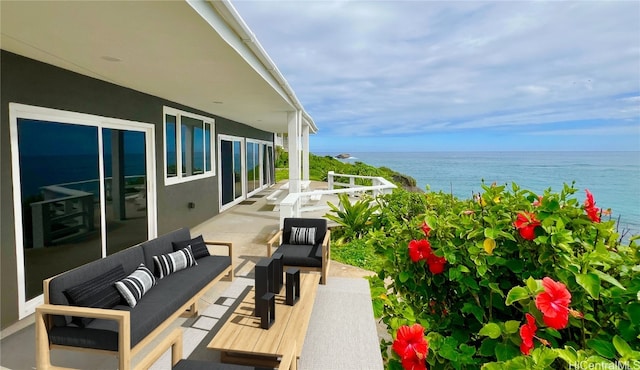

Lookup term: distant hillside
[275,148,418,191]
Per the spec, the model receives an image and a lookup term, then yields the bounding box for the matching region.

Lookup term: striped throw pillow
[290,227,316,245]
[115,264,156,308]
[153,246,197,279]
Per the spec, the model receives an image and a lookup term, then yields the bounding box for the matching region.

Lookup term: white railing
[278,171,396,225]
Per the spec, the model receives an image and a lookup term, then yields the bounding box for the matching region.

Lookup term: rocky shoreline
[332,153,420,192]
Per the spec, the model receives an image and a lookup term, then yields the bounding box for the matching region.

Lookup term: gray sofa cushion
[276,244,321,268]
[48,325,120,351]
[48,255,231,349]
[141,228,191,276]
[48,246,145,327]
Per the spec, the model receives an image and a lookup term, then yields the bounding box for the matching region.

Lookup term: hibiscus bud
[569,309,584,319]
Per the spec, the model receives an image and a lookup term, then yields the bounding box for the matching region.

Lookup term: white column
[302,123,310,181]
[287,111,301,194]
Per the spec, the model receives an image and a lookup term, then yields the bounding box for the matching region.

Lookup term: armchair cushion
[290,226,316,245]
[276,244,322,268]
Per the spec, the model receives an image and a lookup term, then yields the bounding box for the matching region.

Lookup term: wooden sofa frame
[135,328,296,370]
[35,241,234,370]
[266,229,330,285]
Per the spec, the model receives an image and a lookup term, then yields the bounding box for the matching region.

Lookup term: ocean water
[323,151,640,236]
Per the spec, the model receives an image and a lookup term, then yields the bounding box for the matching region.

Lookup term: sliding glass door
[102,129,149,255]
[219,136,244,210]
[219,136,275,211]
[17,120,103,301]
[10,104,156,318]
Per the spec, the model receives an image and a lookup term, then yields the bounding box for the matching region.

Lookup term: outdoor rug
[147,275,383,369]
[299,277,384,370]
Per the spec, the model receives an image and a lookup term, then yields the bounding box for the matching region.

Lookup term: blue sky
[233,1,640,152]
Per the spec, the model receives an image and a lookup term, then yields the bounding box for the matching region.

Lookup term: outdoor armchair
[267,218,330,284]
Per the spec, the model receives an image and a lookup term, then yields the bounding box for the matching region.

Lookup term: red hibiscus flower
[584,189,601,223]
[421,221,432,237]
[401,355,427,370]
[427,255,447,274]
[408,239,432,263]
[514,212,541,240]
[393,324,429,370]
[535,277,571,329]
[519,313,537,355]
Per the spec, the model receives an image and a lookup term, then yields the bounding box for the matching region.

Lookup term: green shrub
[369,183,640,369]
[332,238,385,272]
[325,193,379,241]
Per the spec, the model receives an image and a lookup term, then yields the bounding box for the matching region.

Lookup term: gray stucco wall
[0,50,274,328]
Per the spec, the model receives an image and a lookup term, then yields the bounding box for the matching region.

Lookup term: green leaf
[591,269,626,290]
[505,259,524,273]
[402,306,416,322]
[576,273,600,299]
[459,343,476,357]
[612,335,640,359]
[462,302,485,323]
[628,303,640,326]
[526,276,540,293]
[399,271,410,283]
[488,283,505,298]
[586,339,616,359]
[481,363,503,370]
[505,286,530,305]
[575,273,601,299]
[495,342,520,362]
[544,328,562,339]
[531,347,558,367]
[504,320,520,334]
[439,337,460,361]
[554,347,578,364]
[479,323,502,339]
[479,339,498,357]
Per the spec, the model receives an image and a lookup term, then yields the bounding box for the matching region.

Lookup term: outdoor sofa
[35,228,234,370]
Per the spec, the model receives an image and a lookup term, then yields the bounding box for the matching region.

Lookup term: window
[163,107,215,184]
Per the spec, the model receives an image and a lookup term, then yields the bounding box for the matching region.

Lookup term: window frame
[163,107,215,186]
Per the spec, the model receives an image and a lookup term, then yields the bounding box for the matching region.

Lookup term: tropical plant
[368,182,640,370]
[325,192,379,241]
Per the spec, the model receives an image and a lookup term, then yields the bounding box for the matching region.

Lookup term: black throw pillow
[64,265,126,327]
[172,235,209,259]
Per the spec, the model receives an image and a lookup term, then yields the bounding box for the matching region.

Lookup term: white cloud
[232,0,640,142]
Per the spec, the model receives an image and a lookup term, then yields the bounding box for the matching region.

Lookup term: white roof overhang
[0,0,317,134]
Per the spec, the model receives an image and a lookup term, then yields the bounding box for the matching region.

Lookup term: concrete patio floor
[0,181,381,370]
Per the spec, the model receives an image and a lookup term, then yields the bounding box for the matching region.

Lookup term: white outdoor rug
[299,277,384,370]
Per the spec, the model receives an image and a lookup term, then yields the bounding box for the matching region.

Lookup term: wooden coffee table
[207,273,320,368]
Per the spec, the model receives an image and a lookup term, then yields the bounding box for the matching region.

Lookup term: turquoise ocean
[323,151,640,237]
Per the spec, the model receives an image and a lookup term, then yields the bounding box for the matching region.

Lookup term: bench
[35,228,234,370]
